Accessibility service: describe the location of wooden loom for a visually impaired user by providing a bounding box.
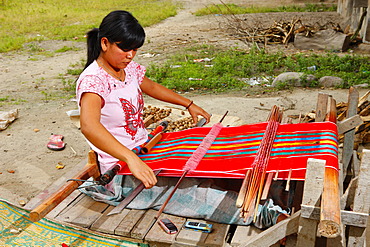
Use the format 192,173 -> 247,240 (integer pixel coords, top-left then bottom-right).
27,91 -> 369,246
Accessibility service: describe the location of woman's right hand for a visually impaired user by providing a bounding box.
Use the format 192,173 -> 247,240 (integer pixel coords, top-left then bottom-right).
125,154 -> 158,189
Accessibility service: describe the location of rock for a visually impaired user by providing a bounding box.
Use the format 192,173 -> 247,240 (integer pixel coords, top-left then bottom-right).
294,29 -> 351,52
272,72 -> 317,88
318,76 -> 344,88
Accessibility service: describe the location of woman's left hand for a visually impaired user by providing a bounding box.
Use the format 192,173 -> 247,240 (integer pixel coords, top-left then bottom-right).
187,103 -> 211,125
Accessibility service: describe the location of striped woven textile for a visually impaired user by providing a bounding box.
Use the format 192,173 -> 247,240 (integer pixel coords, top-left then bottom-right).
0,199 -> 141,247
118,122 -> 338,181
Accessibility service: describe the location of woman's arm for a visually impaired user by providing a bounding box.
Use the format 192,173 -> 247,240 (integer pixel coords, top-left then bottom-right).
79,92 -> 157,188
140,76 -> 211,124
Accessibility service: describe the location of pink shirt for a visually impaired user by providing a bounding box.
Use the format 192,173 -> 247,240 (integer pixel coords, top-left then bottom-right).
76,61 -> 148,173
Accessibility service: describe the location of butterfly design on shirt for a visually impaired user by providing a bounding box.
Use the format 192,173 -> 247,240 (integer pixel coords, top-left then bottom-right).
119,92 -> 144,140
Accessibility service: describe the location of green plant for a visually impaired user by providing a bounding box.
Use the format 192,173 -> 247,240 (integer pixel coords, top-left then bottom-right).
194,3 -> 337,16
146,46 -> 370,92
0,0 -> 178,52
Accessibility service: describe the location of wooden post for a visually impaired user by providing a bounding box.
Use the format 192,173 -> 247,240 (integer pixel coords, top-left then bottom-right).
347,149 -> 370,246
297,158 -> 326,246
29,150 -> 100,222
342,87 -> 359,178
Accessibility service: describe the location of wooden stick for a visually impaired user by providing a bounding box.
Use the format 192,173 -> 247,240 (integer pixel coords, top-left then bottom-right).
156,170 -> 188,219
285,168 -> 292,192
236,169 -> 251,207
261,172 -> 274,200
29,150 -> 100,222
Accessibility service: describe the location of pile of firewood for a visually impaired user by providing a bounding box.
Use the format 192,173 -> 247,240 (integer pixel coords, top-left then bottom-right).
288,91 -> 370,147
223,14 -> 343,46
337,92 -> 370,147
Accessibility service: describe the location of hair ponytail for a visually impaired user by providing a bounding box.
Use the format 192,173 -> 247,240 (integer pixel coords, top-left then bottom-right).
85,28 -> 101,69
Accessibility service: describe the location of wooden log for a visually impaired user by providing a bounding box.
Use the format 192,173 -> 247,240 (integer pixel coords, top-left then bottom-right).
318,97 -> 341,238
29,150 -> 100,222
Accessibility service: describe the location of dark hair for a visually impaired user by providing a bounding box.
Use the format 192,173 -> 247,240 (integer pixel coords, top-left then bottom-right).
84,10 -> 145,69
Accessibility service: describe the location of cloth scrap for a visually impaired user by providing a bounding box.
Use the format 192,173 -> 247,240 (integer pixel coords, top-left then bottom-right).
79,175 -> 288,228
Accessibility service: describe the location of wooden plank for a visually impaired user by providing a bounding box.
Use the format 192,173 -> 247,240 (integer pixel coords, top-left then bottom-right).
315,92 -> 329,122
301,205 -> 368,227
115,209 -> 146,237
175,219 -> 209,246
342,87 -> 359,177
230,225 -> 262,246
131,209 -> 158,240
203,222 -> 229,247
68,200 -> 109,228
46,190 -> 82,219
337,115 -> 363,134
348,149 -> 370,246
240,211 -> 300,247
296,158 -> 325,247
145,213 -> 185,245
90,206 -> 130,234
54,194 -> 96,223
352,150 -> 360,177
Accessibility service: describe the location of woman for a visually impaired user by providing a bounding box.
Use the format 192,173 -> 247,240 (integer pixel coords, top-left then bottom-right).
76,10 -> 211,190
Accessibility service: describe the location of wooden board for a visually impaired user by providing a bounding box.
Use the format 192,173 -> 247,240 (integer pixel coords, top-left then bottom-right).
145,213 -> 186,245
230,225 -> 262,246
90,206 -> 131,234
115,209 -> 146,237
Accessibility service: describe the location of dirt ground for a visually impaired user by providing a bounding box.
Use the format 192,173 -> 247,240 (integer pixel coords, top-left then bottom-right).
0,0 -> 368,206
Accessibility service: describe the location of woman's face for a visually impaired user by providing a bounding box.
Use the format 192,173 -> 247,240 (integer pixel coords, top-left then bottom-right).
101,37 -> 138,71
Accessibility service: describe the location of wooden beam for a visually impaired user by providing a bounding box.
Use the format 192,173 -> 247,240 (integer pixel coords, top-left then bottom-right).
337,115 -> 363,134
297,158 -> 325,246
348,149 -> 370,246
240,211 -> 300,247
342,87 -> 359,177
301,205 -> 368,228
315,92 -> 329,122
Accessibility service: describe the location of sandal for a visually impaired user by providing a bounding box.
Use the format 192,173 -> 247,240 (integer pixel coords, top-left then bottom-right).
47,134 -> 66,151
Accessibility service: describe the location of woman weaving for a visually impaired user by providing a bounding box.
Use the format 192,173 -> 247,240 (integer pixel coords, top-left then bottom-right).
76,10 -> 211,191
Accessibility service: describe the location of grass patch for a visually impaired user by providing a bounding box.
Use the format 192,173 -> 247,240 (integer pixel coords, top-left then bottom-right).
146,46 -> 370,92
0,0 -> 178,52
194,3 -> 337,16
